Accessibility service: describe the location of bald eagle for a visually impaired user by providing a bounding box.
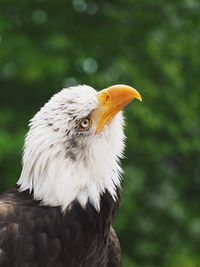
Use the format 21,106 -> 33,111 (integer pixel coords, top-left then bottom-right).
0,84 -> 142,267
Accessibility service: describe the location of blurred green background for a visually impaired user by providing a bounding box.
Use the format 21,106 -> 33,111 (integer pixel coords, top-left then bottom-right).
0,0 -> 200,266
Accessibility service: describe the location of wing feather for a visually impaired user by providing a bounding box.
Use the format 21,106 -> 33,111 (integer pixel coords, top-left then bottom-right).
107,227 -> 122,267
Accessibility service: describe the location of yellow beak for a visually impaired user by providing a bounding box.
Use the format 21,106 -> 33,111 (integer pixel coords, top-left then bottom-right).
94,84 -> 142,133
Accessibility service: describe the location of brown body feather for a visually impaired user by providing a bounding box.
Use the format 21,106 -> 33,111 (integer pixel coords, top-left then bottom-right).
0,187 -> 121,267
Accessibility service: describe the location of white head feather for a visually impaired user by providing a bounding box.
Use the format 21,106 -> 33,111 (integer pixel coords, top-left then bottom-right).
17,85 -> 125,211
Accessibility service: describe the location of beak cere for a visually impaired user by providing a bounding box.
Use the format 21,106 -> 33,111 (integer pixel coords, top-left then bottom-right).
94,84 -> 142,133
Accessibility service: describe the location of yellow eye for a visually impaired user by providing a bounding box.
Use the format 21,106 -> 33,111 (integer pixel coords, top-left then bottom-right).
79,117 -> 92,131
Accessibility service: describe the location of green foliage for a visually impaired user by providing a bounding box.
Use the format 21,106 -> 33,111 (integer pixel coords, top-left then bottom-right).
0,0 -> 200,266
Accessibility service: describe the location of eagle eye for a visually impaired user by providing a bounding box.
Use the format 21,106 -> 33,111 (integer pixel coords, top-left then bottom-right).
79,117 -> 92,131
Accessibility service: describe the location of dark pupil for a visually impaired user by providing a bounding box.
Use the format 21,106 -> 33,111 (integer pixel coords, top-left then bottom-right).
83,120 -> 88,126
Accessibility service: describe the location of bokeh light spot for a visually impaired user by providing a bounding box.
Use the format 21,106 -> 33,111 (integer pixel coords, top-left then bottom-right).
83,58 -> 98,74
3,62 -> 17,78
32,10 -> 48,24
72,0 -> 87,13
86,1 -> 98,15
63,77 -> 78,87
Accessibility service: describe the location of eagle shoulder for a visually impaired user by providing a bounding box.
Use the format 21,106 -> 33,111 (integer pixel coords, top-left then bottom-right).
0,187 -> 63,266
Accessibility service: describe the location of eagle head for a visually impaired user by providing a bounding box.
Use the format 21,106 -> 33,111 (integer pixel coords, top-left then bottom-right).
17,84 -> 142,211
